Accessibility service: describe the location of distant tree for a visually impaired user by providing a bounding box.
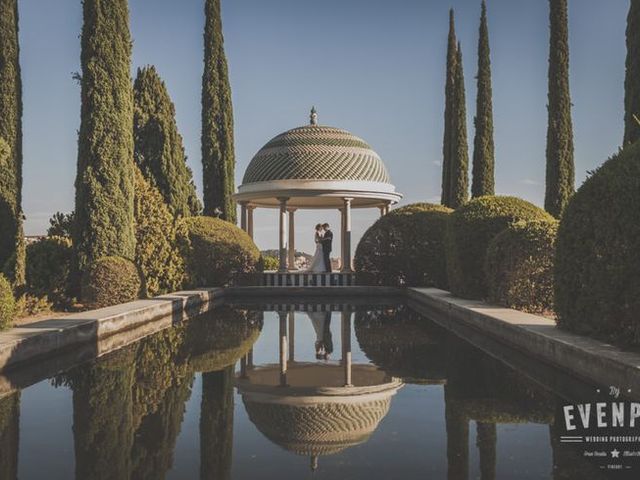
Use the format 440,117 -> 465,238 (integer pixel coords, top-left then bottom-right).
0,0 -> 25,281
544,0 -> 574,218
202,0 -> 236,223
449,44 -> 469,209
134,66 -> 201,217
441,9 -> 457,207
624,0 -> 640,145
47,211 -> 75,238
471,0 -> 495,198
73,0 -> 136,281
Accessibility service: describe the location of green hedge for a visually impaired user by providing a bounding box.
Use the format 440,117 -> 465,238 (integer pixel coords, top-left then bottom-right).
177,216 -> 260,287
446,196 -> 553,299
485,219 -> 558,314
555,142 -> 640,344
26,236 -> 73,308
0,274 -> 15,330
82,256 -> 141,309
134,169 -> 185,297
354,203 -> 452,287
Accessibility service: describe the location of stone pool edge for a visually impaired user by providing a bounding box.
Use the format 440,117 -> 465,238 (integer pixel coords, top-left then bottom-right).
0,288 -> 225,374
407,287 -> 640,394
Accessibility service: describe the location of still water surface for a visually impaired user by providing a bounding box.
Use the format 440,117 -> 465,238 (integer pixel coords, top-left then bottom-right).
0,302 -> 626,479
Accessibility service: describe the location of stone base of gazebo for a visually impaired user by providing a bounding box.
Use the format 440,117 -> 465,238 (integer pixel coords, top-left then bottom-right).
234,271 -> 356,287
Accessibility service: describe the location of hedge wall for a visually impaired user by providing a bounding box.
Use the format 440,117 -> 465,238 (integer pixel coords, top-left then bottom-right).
446,196 -> 553,299
485,219 -> 558,314
354,203 -> 452,287
555,142 -> 640,344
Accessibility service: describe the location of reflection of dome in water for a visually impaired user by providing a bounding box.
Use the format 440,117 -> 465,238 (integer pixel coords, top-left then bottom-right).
237,362 -> 402,466
243,396 -> 391,457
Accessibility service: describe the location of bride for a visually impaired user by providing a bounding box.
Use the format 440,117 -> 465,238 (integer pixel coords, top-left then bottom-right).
306,224 -> 327,272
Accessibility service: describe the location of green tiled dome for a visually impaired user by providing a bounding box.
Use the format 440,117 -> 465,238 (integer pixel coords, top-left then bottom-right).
242,125 -> 391,185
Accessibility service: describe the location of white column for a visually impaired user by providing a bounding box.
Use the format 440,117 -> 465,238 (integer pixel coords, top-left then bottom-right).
341,198 -> 353,273
278,198 -> 288,272
341,311 -> 353,387
339,207 -> 345,271
288,208 -> 297,270
240,202 -> 247,231
247,205 -> 255,240
278,311 -> 288,387
378,205 -> 385,217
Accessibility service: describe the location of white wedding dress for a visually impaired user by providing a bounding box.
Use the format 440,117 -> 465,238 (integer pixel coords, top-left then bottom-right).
306,231 -> 327,272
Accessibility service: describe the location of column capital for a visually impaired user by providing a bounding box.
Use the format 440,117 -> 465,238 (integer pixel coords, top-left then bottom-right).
247,204 -> 256,211
277,197 -> 289,204
286,206 -> 298,213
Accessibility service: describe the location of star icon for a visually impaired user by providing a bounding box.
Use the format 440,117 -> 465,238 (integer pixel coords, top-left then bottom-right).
611,449 -> 620,459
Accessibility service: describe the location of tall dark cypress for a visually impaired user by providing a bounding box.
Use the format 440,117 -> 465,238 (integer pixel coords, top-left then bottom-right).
544,0 -> 574,218
449,44 -> 470,209
0,0 -> 24,280
441,9 -> 457,207
74,0 -> 135,278
134,66 -> 201,217
202,0 -> 236,223
471,0 -> 495,198
624,0 -> 640,145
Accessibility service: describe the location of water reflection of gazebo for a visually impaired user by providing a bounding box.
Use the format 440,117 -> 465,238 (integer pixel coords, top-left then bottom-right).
236,311 -> 403,470
234,108 -> 402,283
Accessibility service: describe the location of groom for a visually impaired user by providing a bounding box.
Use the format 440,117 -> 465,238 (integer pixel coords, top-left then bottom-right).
321,223 -> 333,272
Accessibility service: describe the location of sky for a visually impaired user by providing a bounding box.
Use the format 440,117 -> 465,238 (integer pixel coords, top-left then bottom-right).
18,0 -> 629,254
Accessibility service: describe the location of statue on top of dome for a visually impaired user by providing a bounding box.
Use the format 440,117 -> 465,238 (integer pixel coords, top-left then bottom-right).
310,106 -> 318,126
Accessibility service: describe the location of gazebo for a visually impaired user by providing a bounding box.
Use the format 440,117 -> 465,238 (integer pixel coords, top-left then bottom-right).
234,108 -> 402,280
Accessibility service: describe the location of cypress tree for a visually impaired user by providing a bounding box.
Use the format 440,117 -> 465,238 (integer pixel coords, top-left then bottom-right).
544,0 -> 574,218
441,9 -> 457,207
73,0 -> 136,279
471,0 -> 495,198
134,66 -> 201,217
202,0 -> 236,223
624,0 -> 640,145
0,0 -> 24,280
449,44 -> 470,209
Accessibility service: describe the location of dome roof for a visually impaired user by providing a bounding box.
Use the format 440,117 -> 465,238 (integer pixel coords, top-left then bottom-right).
242,125 -> 391,185
234,109 -> 402,209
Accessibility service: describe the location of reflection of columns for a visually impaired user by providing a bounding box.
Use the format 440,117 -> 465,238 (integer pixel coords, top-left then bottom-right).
378,205 -> 385,217
288,311 -> 295,362
247,205 -> 255,240
278,312 -> 288,386
341,312 -> 352,387
287,208 -> 297,270
476,422 -> 496,480
278,198 -> 288,272
341,198 -> 353,272
240,202 -> 248,231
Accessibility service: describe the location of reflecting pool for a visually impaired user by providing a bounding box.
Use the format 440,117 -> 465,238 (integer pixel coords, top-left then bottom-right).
0,302 -> 633,479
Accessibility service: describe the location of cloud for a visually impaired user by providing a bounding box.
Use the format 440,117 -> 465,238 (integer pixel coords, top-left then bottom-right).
432,160 -> 442,167
520,178 -> 541,186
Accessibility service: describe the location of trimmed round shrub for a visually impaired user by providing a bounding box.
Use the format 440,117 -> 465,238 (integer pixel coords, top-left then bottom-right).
0,274 -> 16,329
555,142 -> 640,344
446,196 -> 553,299
177,216 -> 260,287
261,255 -> 279,271
485,219 -> 558,314
134,168 -> 185,297
354,203 -> 452,287
26,236 -> 73,307
82,256 -> 141,309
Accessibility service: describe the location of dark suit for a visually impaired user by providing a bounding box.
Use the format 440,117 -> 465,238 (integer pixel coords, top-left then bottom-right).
321,230 -> 333,272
